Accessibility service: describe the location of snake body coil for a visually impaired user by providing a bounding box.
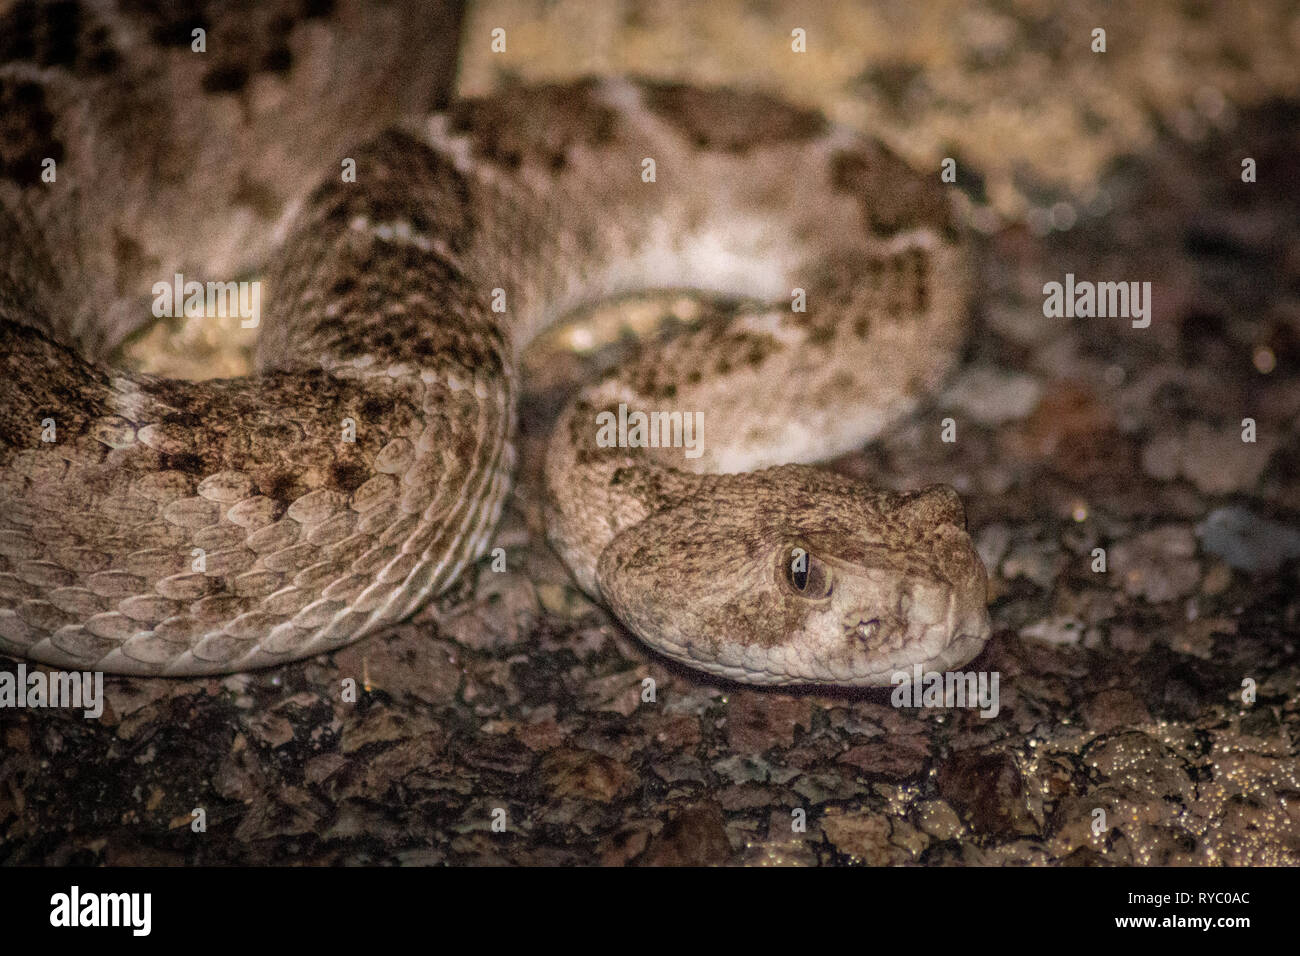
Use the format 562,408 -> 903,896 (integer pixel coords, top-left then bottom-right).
0,72 -> 990,684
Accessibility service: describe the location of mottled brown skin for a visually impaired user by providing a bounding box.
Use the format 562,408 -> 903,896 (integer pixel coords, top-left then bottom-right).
594,471 -> 988,685
0,7 -> 989,683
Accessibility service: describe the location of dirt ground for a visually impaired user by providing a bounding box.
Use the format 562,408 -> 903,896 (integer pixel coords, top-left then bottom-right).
2,0 -> 1298,865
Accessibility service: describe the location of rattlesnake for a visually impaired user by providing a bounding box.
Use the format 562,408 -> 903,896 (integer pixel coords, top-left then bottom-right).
0,9 -> 989,684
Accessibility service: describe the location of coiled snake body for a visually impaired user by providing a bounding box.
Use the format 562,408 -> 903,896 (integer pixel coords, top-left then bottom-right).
0,63 -> 990,684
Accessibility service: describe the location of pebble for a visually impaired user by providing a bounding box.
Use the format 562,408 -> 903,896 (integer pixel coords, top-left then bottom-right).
539,748 -> 634,803
725,692 -> 811,753
1142,423 -> 1277,494
819,808 -> 914,864
1022,615 -> 1087,646
1001,538 -> 1061,589
638,803 -> 731,866
1110,525 -> 1201,602
914,799 -> 964,840
1196,506 -> 1300,573
937,750 -> 1039,837
945,366 -> 1043,425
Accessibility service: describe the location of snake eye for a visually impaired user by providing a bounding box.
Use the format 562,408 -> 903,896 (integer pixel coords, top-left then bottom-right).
783,546 -> 832,599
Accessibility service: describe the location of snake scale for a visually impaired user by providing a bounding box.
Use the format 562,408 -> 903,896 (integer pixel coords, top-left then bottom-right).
0,2 -> 990,685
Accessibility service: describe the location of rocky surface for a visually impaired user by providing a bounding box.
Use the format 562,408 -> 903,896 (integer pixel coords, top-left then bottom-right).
3,1 -> 1298,866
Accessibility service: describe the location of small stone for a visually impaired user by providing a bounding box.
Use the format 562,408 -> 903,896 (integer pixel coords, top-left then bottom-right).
598,824 -> 654,867
1111,525 -> 1201,603
332,630 -> 462,706
1140,432 -> 1182,482
1001,538 -> 1061,589
340,707 -> 423,753
946,366 -> 1043,425
579,668 -> 646,716
247,711 -> 295,749
724,692 -> 811,753
1179,422 -> 1276,494
764,807 -> 807,842
1022,614 -> 1087,646
438,574 -> 540,650
712,753 -> 773,784
1083,731 -> 1195,806
739,837 -> 820,866
819,807 -> 918,864
648,714 -> 702,750
1201,560 -> 1234,595
1168,616 -> 1225,659
1081,689 -> 1153,734
539,748 -> 634,803
914,799 -> 964,840
304,753 -> 347,786
1196,506 -> 1300,573
837,735 -> 931,779
937,750 -> 1038,836
1108,624 -> 1153,654
716,784 -> 778,812
638,802 -> 732,866
651,755 -> 708,785
791,771 -> 858,803
513,717 -> 565,752
535,582 -> 588,617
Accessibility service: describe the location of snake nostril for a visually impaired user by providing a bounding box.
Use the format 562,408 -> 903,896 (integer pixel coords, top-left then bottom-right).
855,618 -> 881,643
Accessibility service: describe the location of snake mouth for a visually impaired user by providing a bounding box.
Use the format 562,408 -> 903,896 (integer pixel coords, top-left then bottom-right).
932,630 -> 988,670
649,610 -> 992,686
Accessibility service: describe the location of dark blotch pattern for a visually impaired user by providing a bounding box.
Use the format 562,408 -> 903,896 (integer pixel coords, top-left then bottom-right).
0,0 -> 120,74
0,78 -> 64,186
641,82 -> 826,152
832,146 -> 957,240
448,80 -> 619,172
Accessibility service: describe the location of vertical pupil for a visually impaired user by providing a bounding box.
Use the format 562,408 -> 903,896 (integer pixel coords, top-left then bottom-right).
792,561 -> 809,590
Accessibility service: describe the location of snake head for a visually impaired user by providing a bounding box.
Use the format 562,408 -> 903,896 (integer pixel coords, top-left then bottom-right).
596,467 -> 991,686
